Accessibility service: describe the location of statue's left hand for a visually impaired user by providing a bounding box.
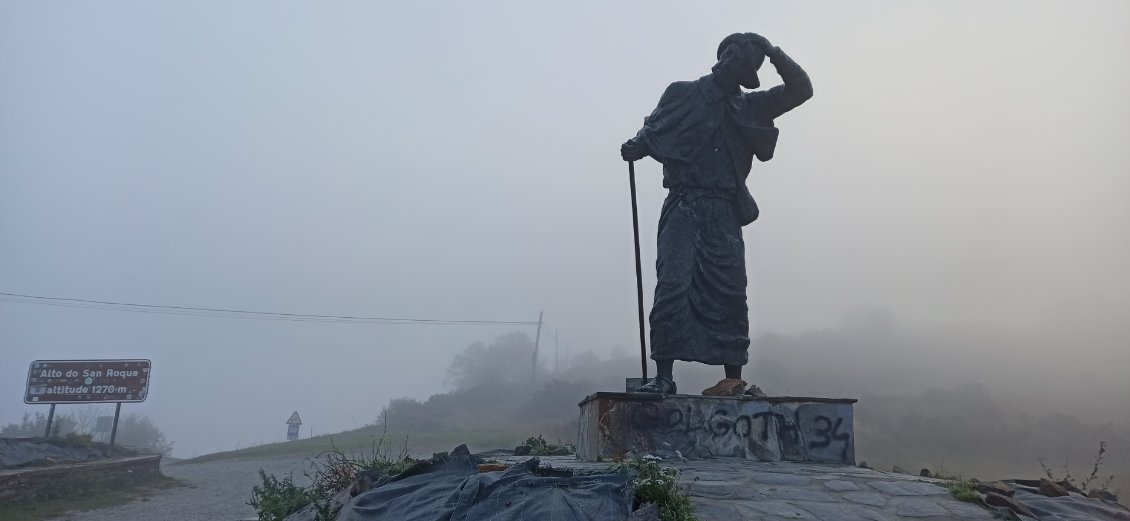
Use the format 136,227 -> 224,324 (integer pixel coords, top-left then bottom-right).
747,33 -> 781,61
621,139 -> 649,161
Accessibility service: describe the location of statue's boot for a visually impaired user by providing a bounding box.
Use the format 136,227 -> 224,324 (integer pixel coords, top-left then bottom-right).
635,375 -> 677,394
743,384 -> 768,398
702,378 -> 747,396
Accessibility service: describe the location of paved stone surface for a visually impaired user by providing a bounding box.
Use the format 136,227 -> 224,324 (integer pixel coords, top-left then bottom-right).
842,491 -> 889,507
753,472 -> 815,486
488,455 -> 1002,521
649,457 -> 992,521
762,487 -> 841,502
942,501 -> 997,518
825,479 -> 864,492
869,480 -> 951,496
893,497 -> 952,517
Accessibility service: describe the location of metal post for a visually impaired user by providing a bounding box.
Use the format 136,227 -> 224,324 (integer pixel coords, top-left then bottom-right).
532,311 -> 543,382
109,403 -> 122,455
44,404 -> 56,438
628,161 -> 648,381
554,329 -> 559,374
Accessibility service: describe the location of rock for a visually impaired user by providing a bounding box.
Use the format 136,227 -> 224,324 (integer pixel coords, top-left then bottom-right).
1088,489 -> 1119,502
1039,478 -> 1070,497
627,503 -> 661,521
701,378 -> 747,396
350,473 -> 373,496
984,491 -> 1035,518
919,468 -> 932,477
975,481 -> 1015,497
478,463 -> 508,473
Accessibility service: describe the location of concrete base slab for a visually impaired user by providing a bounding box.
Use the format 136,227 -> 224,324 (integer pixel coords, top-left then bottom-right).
577,392 -> 856,464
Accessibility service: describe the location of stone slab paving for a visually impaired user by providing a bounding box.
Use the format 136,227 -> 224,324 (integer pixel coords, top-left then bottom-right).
518,456 -> 999,521
675,460 -> 996,521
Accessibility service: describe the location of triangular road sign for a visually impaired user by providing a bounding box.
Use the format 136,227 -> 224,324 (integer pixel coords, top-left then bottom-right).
286,411 -> 302,425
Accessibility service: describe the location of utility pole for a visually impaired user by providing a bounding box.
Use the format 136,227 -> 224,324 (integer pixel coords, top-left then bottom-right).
554,328 -> 559,375
532,310 -> 543,383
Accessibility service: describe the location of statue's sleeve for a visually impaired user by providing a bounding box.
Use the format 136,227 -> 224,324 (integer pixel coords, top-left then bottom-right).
749,47 -> 813,121
633,81 -> 696,164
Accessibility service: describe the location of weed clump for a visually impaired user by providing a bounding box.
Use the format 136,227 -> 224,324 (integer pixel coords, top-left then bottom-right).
611,457 -> 696,521
518,434 -> 576,456
1038,440 -> 1117,495
942,480 -> 979,503
248,470 -> 309,521
248,437 -> 414,521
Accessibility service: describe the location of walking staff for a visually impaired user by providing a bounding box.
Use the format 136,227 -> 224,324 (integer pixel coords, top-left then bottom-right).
627,160 -> 648,382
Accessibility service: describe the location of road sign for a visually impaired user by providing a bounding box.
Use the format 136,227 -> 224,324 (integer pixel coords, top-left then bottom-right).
287,423 -> 300,441
95,416 -> 115,433
24,359 -> 151,404
286,411 -> 302,425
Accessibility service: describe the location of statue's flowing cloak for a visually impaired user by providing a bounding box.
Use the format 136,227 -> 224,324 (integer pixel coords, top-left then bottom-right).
632,52 -> 811,366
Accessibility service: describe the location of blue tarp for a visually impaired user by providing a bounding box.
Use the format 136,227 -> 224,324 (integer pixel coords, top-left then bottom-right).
338,445 -> 632,521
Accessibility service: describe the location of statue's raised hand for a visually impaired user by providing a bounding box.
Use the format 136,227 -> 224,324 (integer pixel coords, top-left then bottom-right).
747,33 -> 772,53
621,139 -> 649,161
747,33 -> 782,61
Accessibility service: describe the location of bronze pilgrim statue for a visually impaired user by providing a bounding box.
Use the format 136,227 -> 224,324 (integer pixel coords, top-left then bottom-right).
620,33 -> 812,396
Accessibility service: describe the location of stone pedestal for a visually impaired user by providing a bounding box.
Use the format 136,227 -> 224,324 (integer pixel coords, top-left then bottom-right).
577,392 -> 856,464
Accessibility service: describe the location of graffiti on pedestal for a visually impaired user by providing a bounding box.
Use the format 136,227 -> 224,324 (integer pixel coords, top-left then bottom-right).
616,398 -> 854,464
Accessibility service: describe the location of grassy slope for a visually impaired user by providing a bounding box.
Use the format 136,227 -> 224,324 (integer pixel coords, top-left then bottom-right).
182,426 -> 528,463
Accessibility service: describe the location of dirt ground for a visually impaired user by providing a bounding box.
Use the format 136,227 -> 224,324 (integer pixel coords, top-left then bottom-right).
57,454 -> 313,521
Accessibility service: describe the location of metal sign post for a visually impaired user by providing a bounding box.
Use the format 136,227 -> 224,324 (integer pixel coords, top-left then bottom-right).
109,403 -> 122,454
44,404 -> 56,438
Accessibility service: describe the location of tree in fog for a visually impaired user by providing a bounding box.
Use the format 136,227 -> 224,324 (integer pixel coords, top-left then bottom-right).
114,413 -> 174,455
1,411 -> 76,438
446,331 -> 544,390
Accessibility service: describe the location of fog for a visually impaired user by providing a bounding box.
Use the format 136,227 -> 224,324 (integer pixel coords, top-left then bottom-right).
1,0 -> 1127,482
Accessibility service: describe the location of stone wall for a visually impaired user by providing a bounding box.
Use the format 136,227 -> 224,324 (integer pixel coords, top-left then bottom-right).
0,454 -> 162,501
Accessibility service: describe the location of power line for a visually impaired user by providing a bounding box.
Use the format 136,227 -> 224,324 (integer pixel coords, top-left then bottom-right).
0,291 -> 539,326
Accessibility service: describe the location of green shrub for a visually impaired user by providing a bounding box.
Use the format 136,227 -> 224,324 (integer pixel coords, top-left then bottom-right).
63,432 -> 93,447
248,469 -> 310,521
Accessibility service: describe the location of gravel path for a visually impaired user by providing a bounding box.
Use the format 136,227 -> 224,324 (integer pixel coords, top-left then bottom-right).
59,455 -> 314,521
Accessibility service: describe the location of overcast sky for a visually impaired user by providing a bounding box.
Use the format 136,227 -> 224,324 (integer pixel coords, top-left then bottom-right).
2,1 -> 1128,457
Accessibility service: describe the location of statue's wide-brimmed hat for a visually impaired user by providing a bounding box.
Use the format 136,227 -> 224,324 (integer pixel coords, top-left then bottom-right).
717,32 -> 766,69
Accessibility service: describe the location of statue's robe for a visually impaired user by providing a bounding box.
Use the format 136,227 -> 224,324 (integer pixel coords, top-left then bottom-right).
633,50 -> 811,366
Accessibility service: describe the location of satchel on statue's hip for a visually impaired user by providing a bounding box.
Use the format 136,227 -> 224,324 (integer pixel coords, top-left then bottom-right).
735,186 -> 760,225
734,125 -> 778,225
